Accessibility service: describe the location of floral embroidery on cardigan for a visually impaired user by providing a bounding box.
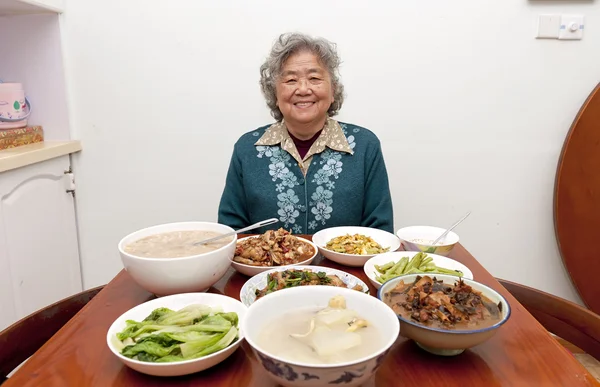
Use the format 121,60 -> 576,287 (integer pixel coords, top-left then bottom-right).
255,121 -> 356,233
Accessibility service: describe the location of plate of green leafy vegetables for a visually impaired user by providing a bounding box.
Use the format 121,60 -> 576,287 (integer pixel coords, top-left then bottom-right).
239,265 -> 370,307
106,292 -> 247,376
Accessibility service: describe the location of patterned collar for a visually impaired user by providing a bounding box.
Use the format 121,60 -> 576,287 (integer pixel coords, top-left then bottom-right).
254,118 -> 354,169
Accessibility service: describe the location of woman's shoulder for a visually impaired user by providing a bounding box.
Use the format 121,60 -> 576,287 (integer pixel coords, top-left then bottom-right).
233,123 -> 273,146
336,121 -> 381,144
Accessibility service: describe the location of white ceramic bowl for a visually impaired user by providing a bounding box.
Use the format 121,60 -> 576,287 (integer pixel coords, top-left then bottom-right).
106,292 -> 247,376
118,222 -> 236,296
364,251 -> 474,290
239,265 -> 370,306
312,226 -> 401,267
396,226 -> 459,257
242,286 -> 399,387
231,236 -> 318,277
378,274 -> 511,356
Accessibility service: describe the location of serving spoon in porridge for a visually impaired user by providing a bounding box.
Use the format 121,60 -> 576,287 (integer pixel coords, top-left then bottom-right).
193,218 -> 279,246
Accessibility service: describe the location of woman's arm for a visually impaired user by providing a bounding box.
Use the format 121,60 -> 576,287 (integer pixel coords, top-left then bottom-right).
218,143 -> 250,229
361,138 -> 394,233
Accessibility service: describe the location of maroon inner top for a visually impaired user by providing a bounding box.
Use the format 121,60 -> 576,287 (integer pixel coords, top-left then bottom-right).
288,130 -> 323,159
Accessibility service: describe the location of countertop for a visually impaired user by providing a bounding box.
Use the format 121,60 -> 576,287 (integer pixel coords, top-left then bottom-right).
0,141 -> 82,173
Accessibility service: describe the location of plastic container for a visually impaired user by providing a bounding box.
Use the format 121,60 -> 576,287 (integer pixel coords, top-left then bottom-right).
0,83 -> 31,129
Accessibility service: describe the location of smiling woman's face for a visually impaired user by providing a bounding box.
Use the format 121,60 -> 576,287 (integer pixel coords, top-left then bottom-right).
275,51 -> 334,130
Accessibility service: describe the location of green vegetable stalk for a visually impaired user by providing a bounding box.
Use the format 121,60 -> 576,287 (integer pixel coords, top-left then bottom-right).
374,252 -> 465,283
116,305 -> 239,363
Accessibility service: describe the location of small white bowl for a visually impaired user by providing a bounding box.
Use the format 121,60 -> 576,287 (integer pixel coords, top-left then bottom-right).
241,286 -> 400,387
239,265 -> 370,306
118,222 -> 236,296
364,251 -> 474,290
231,236 -> 318,277
378,274 -> 511,356
106,292 -> 247,376
396,226 -> 459,257
312,226 -> 401,267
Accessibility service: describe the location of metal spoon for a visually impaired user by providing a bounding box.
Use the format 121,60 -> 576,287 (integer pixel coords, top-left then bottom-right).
430,211 -> 471,246
193,218 -> 279,245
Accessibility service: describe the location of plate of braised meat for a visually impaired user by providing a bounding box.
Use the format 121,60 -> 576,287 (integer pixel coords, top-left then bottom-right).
231,228 -> 318,276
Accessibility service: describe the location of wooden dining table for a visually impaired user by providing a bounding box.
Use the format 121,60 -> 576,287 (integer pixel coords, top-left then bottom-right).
5,236 -> 599,386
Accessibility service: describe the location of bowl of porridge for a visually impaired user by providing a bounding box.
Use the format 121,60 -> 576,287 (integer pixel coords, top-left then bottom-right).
118,222 -> 236,296
395,226 -> 459,257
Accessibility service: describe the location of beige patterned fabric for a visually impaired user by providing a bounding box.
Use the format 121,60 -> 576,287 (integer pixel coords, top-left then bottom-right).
254,118 -> 354,175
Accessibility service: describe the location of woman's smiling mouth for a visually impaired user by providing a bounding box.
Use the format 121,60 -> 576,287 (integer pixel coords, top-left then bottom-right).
294,101 -> 316,108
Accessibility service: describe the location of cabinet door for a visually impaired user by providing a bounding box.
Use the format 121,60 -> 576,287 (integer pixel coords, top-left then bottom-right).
0,155 -> 82,330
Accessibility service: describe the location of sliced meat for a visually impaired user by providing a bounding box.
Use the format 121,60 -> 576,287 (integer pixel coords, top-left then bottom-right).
326,275 -> 345,287
428,292 -> 451,306
413,275 -> 433,290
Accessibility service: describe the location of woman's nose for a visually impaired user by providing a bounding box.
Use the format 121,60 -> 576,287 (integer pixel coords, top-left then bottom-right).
296,79 -> 312,94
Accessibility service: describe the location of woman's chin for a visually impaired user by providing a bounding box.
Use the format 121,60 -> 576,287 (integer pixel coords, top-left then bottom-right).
287,112 -> 326,125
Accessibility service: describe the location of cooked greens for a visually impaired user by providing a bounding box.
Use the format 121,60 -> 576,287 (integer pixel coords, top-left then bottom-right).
255,269 -> 365,300
374,252 -> 464,283
114,304 -> 239,363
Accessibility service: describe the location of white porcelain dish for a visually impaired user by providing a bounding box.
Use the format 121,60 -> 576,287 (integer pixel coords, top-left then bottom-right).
241,286 -> 399,387
231,236 -> 318,277
396,225 -> 459,257
239,265 -> 370,307
312,226 -> 401,267
118,222 -> 236,296
106,292 -> 247,376
364,251 -> 473,290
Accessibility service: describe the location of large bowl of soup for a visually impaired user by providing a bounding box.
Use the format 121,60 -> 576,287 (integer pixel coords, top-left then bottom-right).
378,274 -> 511,356
241,286 -> 399,387
118,222 -> 236,296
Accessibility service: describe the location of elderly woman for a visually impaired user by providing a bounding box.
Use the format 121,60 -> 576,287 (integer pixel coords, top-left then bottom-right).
218,32 -> 393,233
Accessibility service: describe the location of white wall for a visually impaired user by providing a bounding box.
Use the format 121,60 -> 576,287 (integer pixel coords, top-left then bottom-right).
61,0 -> 599,303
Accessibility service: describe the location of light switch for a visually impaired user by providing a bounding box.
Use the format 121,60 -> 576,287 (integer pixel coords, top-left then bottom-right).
536,14 -> 561,39
559,15 -> 584,40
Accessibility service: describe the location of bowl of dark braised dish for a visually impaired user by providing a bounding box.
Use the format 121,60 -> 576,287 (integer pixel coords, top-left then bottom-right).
378,274 -> 511,356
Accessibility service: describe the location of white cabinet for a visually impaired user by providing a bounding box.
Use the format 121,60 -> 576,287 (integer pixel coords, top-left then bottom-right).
0,0 -> 64,16
0,0 -> 82,331
0,155 -> 82,330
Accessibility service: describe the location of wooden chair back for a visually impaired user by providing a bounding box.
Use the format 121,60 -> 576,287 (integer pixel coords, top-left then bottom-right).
498,278 -> 600,360
0,286 -> 104,380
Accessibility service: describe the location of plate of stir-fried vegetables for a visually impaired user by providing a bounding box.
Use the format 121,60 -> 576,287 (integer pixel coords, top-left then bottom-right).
312,226 -> 401,267
106,292 -> 247,376
325,234 -> 390,255
239,266 -> 369,306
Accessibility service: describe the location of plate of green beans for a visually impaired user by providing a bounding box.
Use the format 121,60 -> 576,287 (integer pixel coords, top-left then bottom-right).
363,251 -> 474,290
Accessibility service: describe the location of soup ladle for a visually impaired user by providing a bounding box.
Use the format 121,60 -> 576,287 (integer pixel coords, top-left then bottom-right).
193,218 -> 279,246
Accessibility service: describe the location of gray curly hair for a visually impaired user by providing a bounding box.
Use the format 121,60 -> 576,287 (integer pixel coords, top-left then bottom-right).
259,32 -> 345,122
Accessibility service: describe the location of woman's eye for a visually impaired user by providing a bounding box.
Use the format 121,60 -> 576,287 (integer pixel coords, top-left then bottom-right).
285,79 -> 296,84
